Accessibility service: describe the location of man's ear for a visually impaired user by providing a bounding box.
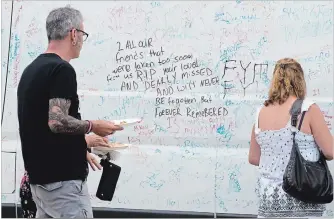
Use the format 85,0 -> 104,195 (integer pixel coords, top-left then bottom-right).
70,29 -> 77,45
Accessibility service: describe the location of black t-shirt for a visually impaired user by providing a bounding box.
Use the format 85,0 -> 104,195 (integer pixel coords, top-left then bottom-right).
17,53 -> 88,185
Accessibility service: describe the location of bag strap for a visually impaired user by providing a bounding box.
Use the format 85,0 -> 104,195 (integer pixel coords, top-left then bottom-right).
298,111 -> 306,130
289,99 -> 304,128
289,99 -> 304,156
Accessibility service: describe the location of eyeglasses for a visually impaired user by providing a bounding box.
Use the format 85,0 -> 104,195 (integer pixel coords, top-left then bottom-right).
69,28 -> 89,42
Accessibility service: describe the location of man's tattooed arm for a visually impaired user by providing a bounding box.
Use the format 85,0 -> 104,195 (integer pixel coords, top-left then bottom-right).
48,98 -> 89,134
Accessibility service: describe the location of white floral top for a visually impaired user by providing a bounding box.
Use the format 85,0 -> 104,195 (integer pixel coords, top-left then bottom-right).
254,99 -> 325,218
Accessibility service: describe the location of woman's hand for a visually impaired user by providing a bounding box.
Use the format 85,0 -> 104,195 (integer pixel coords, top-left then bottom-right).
85,134 -> 109,148
86,152 -> 102,171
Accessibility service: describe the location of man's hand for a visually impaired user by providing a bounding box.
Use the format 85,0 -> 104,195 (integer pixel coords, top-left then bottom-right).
91,120 -> 124,137
85,134 -> 109,148
87,152 -> 102,171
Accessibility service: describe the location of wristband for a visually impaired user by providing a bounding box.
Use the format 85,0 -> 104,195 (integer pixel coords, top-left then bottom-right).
86,120 -> 92,134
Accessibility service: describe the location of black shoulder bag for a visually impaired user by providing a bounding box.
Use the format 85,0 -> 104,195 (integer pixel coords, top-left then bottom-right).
282,99 -> 333,204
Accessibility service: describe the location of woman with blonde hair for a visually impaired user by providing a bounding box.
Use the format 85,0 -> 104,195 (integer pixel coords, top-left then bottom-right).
248,58 -> 333,217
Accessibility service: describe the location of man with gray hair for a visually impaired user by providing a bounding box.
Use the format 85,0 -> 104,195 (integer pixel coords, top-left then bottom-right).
17,6 -> 123,218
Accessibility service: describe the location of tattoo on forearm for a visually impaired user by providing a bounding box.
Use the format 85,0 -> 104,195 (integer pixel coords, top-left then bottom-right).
48,98 -> 89,134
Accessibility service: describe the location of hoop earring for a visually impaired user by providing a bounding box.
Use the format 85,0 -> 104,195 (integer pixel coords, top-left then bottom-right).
72,41 -> 77,46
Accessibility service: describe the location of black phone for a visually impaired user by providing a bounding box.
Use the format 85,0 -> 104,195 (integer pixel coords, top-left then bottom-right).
96,159 -> 121,201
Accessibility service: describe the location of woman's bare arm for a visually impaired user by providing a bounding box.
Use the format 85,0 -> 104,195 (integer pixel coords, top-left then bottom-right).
309,104 -> 333,160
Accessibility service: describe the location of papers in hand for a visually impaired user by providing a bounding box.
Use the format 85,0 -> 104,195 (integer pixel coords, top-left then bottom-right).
90,143 -> 130,161
113,118 -> 142,127
92,149 -> 121,161
96,142 -> 130,151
